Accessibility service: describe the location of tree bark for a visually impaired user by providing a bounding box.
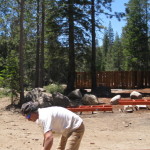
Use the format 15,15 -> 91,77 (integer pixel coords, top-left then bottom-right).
18,0 -> 25,105
65,0 -> 75,94
35,0 -> 40,88
91,0 -> 97,92
39,0 -> 45,87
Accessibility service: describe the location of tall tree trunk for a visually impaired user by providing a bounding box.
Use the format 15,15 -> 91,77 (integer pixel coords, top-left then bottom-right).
39,0 -> 45,87
145,0 -> 149,70
18,0 -> 25,105
91,0 -> 97,92
65,0 -> 75,94
35,0 -> 40,88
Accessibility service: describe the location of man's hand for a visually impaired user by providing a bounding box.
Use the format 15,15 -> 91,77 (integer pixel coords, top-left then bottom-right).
43,130 -> 53,150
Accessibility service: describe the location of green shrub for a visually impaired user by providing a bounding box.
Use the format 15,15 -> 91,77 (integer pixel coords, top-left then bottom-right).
44,83 -> 65,94
0,88 -> 11,98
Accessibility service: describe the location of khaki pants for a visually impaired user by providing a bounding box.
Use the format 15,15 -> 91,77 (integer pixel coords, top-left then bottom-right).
57,123 -> 85,150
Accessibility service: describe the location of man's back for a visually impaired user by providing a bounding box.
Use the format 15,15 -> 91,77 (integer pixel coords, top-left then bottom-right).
38,106 -> 83,135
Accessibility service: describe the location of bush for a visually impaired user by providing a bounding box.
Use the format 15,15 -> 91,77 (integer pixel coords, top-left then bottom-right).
44,83 -> 65,94
0,88 -> 11,98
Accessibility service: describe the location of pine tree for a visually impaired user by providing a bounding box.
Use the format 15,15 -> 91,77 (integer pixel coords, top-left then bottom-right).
122,0 -> 149,70
112,33 -> 123,71
18,0 -> 25,105
102,21 -> 114,71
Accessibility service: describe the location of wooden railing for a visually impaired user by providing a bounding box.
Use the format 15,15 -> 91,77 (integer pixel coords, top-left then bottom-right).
75,71 -> 150,89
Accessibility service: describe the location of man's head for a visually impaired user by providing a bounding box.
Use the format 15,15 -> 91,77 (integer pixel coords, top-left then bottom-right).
21,101 -> 39,121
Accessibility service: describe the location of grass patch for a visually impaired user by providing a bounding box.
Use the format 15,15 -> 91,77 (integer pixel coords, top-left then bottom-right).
44,83 -> 65,94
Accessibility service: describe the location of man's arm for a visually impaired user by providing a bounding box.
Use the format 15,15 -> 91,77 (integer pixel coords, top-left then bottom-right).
42,130 -> 53,150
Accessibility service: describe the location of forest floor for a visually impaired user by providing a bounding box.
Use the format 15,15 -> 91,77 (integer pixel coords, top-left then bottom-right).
0,88 -> 150,150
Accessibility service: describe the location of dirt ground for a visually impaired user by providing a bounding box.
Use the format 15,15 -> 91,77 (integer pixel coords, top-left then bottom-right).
0,88 -> 150,150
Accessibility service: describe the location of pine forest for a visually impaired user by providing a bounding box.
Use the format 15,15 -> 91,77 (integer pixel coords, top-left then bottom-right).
0,0 -> 149,104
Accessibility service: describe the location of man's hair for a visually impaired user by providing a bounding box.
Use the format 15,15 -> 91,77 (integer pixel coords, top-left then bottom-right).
21,101 -> 38,114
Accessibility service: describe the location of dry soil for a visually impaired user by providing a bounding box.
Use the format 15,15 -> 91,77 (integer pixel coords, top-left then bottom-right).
0,88 -> 150,150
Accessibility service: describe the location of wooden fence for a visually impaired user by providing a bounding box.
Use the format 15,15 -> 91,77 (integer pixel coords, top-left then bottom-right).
75,71 -> 150,89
